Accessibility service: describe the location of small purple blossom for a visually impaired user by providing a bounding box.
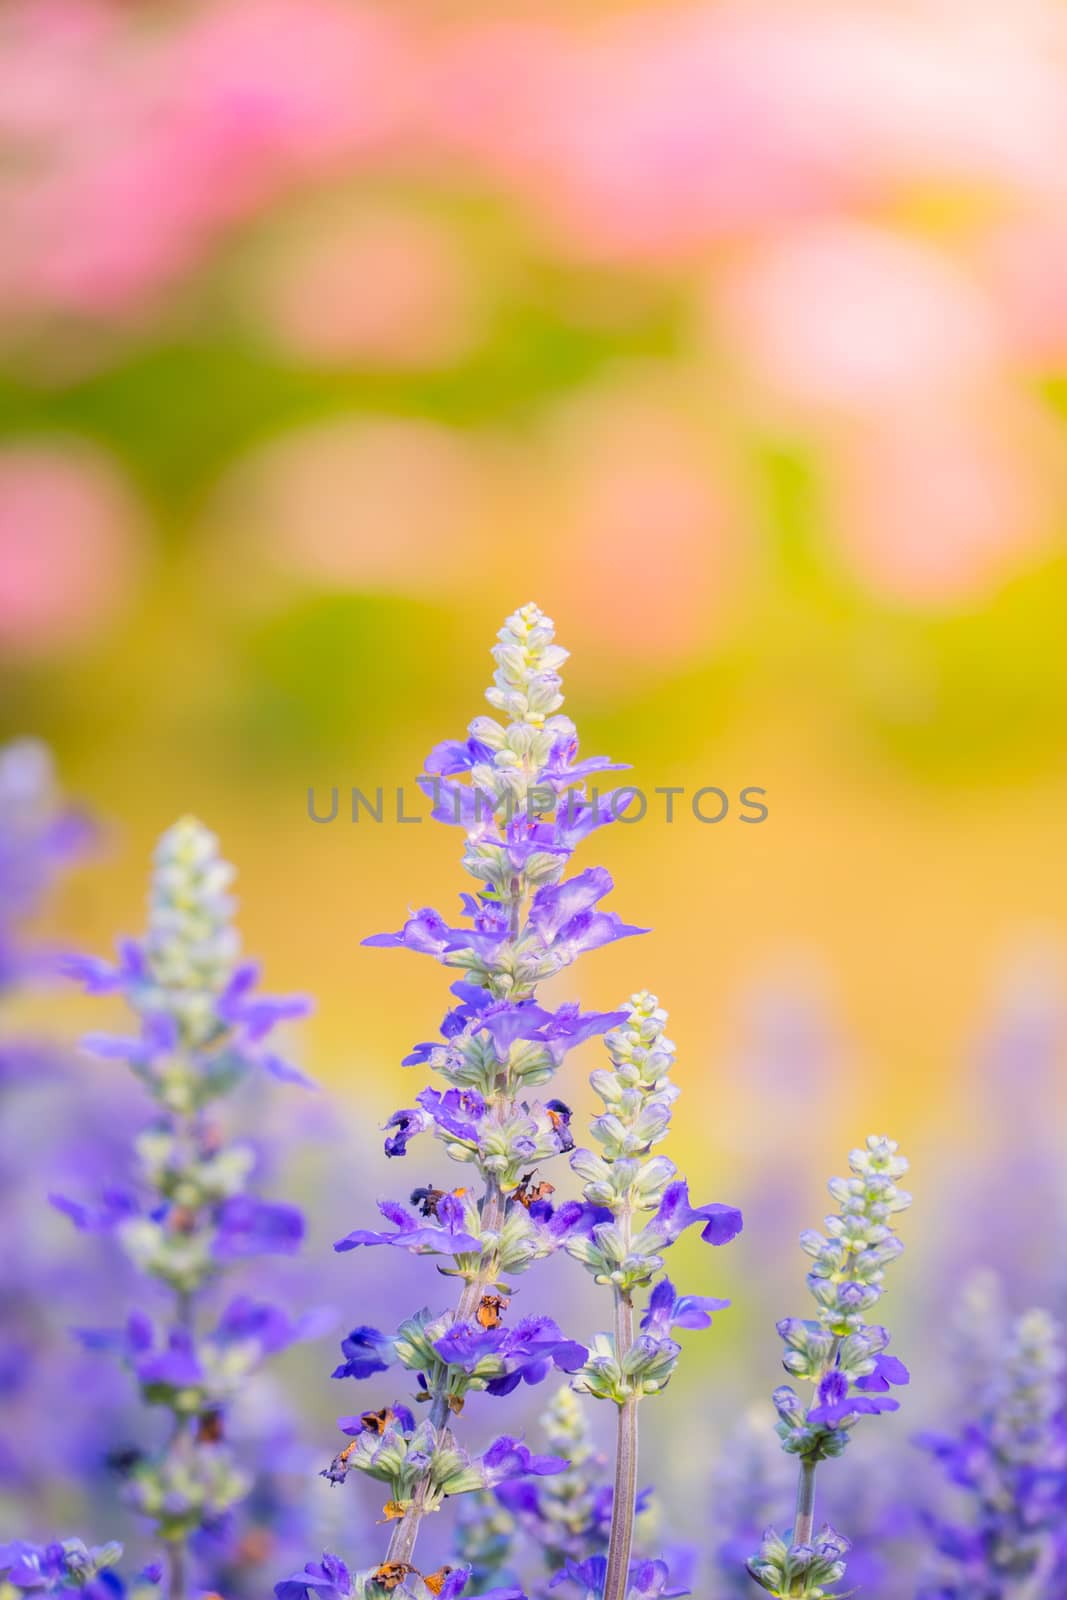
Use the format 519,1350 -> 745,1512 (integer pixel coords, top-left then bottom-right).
640,1279 -> 730,1337
333,1195 -> 481,1257
332,1326 -> 394,1381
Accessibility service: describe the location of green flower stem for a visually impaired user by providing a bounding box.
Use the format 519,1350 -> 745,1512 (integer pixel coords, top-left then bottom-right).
792,1457 -> 818,1549
383,1182 -> 508,1568
604,1208 -> 638,1600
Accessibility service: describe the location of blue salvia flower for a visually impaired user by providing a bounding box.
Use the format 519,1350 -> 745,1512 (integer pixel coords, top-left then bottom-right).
296,604 -> 651,1599
564,993 -> 743,1600
0,1538 -> 160,1598
56,817 -> 315,1600
746,1136 -> 911,1598
916,1301 -> 1067,1596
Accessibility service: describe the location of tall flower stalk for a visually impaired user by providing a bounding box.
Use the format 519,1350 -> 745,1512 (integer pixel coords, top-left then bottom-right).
283,604 -> 657,1600
562,993 -> 742,1600
746,1136 -> 911,1598
57,817 -> 315,1600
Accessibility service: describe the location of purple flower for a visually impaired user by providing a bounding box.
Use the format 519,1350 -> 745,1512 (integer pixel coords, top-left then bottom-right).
527,869 -> 647,964
61,938 -> 144,996
855,1351 -> 910,1392
433,1322 -> 507,1369
541,732 -> 628,790
81,1010 -> 178,1067
415,1087 -> 487,1146
477,1001 -> 554,1057
424,736 -> 497,776
214,1196 -> 304,1259
363,907 -> 506,963
218,961 -> 312,1041
275,1553 -> 353,1600
48,1188 -> 140,1234
215,1297 -> 322,1356
332,1326 -> 393,1381
533,1003 -> 629,1064
383,1107 -> 432,1158
333,1195 -> 481,1257
640,1279 -> 730,1337
135,1327 -> 204,1391
433,1316 -> 587,1394
645,1181 -> 744,1247
807,1368 -> 901,1427
480,1436 -> 569,1485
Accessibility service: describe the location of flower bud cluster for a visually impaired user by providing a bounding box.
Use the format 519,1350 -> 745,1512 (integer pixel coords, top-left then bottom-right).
566,994 -> 741,1404
745,1526 -> 850,1599
799,1136 -> 910,1338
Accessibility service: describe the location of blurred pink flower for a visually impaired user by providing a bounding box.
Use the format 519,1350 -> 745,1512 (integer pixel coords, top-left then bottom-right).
252,205 -> 481,370
211,417 -> 485,594
714,223 -> 1002,416
827,399 -> 1059,606
0,0 -> 411,319
424,3 -> 1067,262
982,216 -> 1067,368
0,440 -> 144,656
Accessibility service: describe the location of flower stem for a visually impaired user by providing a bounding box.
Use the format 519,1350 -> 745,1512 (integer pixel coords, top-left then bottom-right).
384,869 -> 527,1571
792,1457 -> 818,1548
166,1538 -> 186,1600
384,1178 -> 507,1567
603,1202 -> 638,1600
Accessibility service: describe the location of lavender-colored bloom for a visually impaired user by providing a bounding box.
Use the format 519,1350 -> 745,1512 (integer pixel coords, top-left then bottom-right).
481,1437 -> 570,1486
430,1315 -> 588,1395
214,1196 -> 305,1258
639,1280 -> 729,1337
383,1108 -> 432,1158
275,1553 -> 354,1600
643,1183 -> 743,1249
334,1194 -> 481,1256
332,1326 -> 394,1381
